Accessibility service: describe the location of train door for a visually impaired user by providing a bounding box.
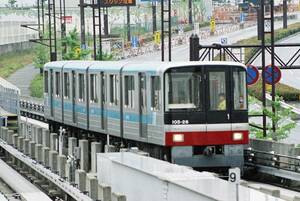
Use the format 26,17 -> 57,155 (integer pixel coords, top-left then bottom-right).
50,69 -> 54,118
101,72 -> 107,131
72,70 -> 77,124
139,73 -> 147,138
205,67 -> 231,127
230,67 -> 248,124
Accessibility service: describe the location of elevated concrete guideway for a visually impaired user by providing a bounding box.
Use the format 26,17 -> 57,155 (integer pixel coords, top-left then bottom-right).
0,159 -> 51,201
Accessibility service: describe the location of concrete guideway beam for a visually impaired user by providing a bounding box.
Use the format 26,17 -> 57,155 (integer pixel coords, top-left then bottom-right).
0,158 -> 52,201
0,139 -> 93,201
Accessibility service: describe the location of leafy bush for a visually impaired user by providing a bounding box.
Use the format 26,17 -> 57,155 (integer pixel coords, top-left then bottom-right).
249,96 -> 296,141
30,74 -> 43,98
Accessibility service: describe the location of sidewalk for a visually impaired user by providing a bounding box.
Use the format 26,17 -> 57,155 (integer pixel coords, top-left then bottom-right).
6,63 -> 39,97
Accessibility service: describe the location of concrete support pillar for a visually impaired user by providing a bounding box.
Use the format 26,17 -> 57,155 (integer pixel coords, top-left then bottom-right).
31,125 -> 37,142
42,129 -> 50,148
49,151 -> 58,173
36,127 -> 43,144
23,139 -> 30,155
112,192 -> 126,201
0,127 -> 3,139
29,141 -> 36,159
91,142 -> 102,173
57,155 -> 67,178
98,183 -> 111,201
42,147 -> 50,167
17,136 -> 24,152
1,127 -> 8,141
68,137 -> 77,156
86,174 -> 98,200
65,162 -> 75,183
35,144 -> 43,163
79,139 -> 89,172
7,130 -> 14,145
19,122 -> 25,136
50,133 -> 58,151
12,134 -> 18,148
75,169 -> 86,192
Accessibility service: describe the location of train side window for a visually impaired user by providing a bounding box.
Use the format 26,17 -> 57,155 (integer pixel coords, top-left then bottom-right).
55,72 -> 60,97
209,71 -> 226,111
109,74 -> 118,105
64,72 -> 70,99
90,74 -> 98,103
101,73 -> 106,103
151,76 -> 160,111
44,71 -> 48,93
124,75 -> 135,108
78,73 -> 85,102
233,68 -> 247,110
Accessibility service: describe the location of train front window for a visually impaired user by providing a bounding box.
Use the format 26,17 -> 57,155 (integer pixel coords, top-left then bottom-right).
165,69 -> 201,111
233,68 -> 247,110
209,71 -> 226,111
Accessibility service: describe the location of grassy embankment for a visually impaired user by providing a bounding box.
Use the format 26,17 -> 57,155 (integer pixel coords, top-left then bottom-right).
0,49 -> 34,78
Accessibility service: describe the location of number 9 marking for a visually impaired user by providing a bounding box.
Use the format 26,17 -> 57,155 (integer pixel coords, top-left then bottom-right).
229,172 -> 236,183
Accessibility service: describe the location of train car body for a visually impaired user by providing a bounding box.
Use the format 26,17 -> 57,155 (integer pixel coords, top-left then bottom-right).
44,61 -> 249,169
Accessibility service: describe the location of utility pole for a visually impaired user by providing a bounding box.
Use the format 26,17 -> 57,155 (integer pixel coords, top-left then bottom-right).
283,0 -> 287,29
80,0 -> 86,49
60,0 -> 66,56
260,0 -> 266,137
152,1 -> 157,34
127,6 -> 131,42
188,0 -> 192,25
104,8 -> 109,36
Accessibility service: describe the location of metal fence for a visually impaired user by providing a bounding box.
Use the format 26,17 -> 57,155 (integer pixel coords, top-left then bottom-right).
0,77 -> 20,114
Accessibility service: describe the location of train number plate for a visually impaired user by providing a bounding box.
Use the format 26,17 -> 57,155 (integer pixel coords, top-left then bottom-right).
171,120 -> 189,125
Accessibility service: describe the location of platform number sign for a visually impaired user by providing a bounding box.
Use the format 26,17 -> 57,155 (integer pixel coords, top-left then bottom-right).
228,168 -> 241,184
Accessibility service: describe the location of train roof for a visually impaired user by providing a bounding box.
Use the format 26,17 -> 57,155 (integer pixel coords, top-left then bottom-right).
44,61 -> 246,73
122,61 -> 246,74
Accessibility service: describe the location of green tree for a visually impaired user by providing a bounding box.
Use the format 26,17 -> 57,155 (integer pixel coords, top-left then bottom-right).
96,51 -> 114,61
8,0 -> 17,8
33,44 -> 49,74
62,28 -> 90,60
250,96 -> 296,141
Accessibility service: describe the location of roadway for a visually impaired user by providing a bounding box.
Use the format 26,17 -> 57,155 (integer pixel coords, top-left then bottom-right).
125,13 -> 300,62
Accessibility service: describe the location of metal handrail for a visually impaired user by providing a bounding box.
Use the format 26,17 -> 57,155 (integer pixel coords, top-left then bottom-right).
244,148 -> 300,173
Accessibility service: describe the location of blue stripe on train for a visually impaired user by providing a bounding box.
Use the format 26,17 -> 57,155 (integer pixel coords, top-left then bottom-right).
52,100 -> 153,124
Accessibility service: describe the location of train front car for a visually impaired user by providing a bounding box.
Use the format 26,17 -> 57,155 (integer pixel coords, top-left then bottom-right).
164,62 -> 249,170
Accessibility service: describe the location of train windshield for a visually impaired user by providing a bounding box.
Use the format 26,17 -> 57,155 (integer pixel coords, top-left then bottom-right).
165,68 -> 201,111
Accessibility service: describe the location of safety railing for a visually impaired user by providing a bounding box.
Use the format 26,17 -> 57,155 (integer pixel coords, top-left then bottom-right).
19,99 -> 45,122
244,148 -> 300,173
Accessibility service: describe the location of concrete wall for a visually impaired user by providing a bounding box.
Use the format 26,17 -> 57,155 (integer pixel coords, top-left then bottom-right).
0,41 -> 34,55
249,139 -> 297,156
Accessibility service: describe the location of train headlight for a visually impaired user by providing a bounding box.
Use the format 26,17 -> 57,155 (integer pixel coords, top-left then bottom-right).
173,134 -> 184,142
233,132 -> 243,141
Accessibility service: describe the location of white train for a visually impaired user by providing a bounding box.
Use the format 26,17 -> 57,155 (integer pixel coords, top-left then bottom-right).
44,61 -> 249,169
